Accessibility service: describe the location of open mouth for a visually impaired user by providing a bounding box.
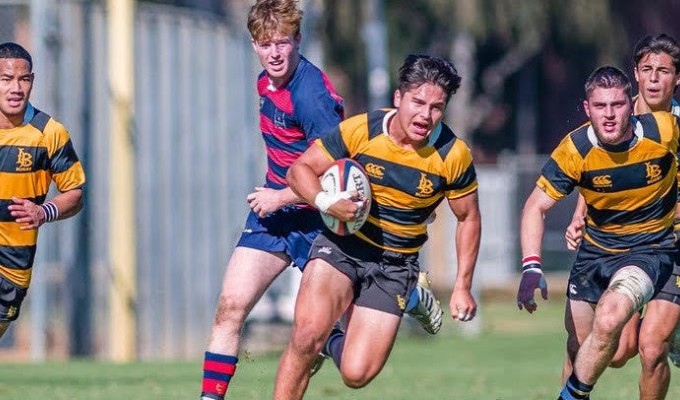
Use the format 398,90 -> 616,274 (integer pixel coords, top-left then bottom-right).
412,121 -> 429,135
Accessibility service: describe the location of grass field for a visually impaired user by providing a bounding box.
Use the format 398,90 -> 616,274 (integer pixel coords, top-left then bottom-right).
0,297 -> 679,399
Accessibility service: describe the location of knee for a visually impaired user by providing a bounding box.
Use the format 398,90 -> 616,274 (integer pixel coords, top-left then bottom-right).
609,338 -> 638,368
592,307 -> 627,340
339,359 -> 381,389
638,338 -> 667,369
213,293 -> 247,326
609,350 -> 635,368
340,370 -> 376,389
288,325 -> 326,357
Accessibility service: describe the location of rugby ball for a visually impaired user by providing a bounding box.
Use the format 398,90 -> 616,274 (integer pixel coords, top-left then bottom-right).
319,158 -> 372,236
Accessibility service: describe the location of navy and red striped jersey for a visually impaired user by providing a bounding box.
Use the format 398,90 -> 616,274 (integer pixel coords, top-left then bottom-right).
257,56 -> 344,193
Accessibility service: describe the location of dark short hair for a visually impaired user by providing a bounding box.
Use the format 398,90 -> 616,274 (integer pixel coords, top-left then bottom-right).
397,54 -> 462,103
633,33 -> 680,73
584,66 -> 632,99
0,42 -> 32,71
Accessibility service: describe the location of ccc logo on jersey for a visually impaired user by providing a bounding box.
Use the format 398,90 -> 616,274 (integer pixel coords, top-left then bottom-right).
415,173 -> 434,197
16,148 -> 33,172
364,163 -> 384,179
592,175 -> 612,189
645,161 -> 662,184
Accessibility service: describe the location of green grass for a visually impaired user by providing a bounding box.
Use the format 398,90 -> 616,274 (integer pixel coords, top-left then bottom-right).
0,298 -> 678,399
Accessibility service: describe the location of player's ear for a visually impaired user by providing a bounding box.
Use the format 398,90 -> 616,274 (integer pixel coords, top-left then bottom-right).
393,89 -> 402,108
583,100 -> 591,119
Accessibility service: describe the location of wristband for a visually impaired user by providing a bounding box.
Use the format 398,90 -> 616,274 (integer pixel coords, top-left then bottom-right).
40,201 -> 59,223
521,254 -> 542,273
314,191 -> 352,213
314,192 -> 335,213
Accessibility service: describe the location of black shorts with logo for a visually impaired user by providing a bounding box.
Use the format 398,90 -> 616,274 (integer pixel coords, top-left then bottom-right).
654,263 -> 680,305
567,242 -> 674,305
0,275 -> 28,322
309,232 -> 420,316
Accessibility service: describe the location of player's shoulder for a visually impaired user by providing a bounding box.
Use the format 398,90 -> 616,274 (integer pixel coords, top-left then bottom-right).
430,123 -> 471,161
636,111 -> 679,142
290,57 -> 330,92
26,107 -> 66,135
557,122 -> 592,159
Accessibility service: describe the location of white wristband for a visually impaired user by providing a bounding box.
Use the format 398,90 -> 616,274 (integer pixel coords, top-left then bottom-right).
314,191 -> 352,213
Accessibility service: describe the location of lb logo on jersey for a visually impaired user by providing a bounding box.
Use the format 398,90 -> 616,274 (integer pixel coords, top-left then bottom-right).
645,161 -> 662,184
364,163 -> 385,179
675,275 -> 680,289
6,305 -> 17,319
415,173 -> 434,197
16,148 -> 33,172
592,175 -> 612,189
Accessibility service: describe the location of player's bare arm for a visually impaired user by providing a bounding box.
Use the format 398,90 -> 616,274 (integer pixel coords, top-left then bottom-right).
447,191 -> 481,322
286,143 -> 358,221
565,193 -> 587,250
8,188 -> 83,230
246,186 -> 300,217
517,187 -> 555,313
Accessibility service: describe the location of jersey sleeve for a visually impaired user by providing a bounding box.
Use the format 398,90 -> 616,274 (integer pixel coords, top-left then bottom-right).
316,113 -> 368,161
295,80 -> 344,144
536,136 -> 580,200
443,139 -> 478,199
44,120 -> 86,192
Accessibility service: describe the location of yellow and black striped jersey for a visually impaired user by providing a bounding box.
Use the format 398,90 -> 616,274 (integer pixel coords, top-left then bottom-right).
317,109 -> 478,254
538,111 -> 679,253
0,108 -> 86,288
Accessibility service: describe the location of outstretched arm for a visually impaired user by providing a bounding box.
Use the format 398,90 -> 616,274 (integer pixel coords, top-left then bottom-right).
447,191 -> 481,322
517,187 -> 557,313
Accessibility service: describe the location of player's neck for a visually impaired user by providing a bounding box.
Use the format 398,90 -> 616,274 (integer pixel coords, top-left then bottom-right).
0,113 -> 23,129
633,97 -> 671,115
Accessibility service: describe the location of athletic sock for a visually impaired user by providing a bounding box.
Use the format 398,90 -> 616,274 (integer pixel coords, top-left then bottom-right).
201,352 -> 238,400
325,330 -> 345,368
558,372 -> 593,400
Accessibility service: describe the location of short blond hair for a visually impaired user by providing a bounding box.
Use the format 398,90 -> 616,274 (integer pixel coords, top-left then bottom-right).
247,0 -> 303,42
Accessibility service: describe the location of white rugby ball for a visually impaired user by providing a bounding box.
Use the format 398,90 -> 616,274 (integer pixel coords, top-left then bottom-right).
319,158 -> 372,236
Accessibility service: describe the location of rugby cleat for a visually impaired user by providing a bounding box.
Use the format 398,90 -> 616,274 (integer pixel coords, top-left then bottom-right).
668,324 -> 680,368
406,272 -> 443,335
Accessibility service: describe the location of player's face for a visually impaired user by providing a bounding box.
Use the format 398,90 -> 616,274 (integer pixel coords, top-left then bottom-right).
0,58 -> 33,128
252,31 -> 301,88
391,83 -> 447,148
584,86 -> 633,145
635,52 -> 680,111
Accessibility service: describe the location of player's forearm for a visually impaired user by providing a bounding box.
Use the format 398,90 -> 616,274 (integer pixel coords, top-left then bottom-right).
286,162 -> 323,206
572,193 -> 587,221
49,188 -> 83,220
453,216 -> 481,291
520,206 -> 545,258
278,186 -> 305,206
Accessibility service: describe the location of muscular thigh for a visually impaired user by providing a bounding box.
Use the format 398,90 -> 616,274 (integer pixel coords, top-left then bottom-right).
219,247 -> 291,311
640,298 -> 680,345
565,299 -> 596,347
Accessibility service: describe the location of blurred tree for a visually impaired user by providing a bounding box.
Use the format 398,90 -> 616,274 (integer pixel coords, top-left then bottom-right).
318,0 -> 680,161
